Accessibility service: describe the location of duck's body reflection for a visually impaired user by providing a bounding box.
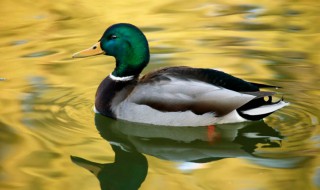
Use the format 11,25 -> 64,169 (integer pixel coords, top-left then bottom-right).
71,115 -> 307,190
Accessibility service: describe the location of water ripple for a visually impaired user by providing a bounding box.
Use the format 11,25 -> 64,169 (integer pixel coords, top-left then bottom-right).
21,51 -> 58,58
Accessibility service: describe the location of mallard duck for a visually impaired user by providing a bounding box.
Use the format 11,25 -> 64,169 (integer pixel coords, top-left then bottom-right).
73,23 -> 288,126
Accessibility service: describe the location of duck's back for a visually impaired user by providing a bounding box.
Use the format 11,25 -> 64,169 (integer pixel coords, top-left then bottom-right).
139,66 -> 260,92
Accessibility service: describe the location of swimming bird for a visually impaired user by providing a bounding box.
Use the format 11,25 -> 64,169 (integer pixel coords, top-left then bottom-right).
73,23 -> 288,126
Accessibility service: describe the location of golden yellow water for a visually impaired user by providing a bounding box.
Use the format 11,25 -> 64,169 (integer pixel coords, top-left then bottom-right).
1,0 -> 320,190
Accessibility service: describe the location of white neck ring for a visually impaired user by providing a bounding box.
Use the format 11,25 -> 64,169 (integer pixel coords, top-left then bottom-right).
109,74 -> 135,82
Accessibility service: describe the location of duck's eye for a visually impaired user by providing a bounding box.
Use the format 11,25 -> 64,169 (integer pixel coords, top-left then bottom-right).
111,35 -> 117,39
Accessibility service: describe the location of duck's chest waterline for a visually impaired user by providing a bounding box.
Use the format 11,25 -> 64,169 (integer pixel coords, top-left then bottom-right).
95,76 -> 137,117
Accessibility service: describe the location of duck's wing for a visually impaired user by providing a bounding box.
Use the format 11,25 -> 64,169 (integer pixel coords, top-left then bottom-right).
139,66 -> 261,92
249,82 -> 281,89
127,75 -> 274,116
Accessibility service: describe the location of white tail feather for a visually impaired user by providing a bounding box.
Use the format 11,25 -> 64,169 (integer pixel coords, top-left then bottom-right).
241,101 -> 289,116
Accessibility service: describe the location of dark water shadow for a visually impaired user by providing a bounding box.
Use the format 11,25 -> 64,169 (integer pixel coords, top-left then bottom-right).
71,114 -> 311,190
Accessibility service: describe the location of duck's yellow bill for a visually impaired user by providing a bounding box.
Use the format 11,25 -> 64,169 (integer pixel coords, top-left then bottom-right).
72,42 -> 105,58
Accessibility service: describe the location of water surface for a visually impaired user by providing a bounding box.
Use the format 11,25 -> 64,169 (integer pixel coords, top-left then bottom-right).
1,0 -> 320,190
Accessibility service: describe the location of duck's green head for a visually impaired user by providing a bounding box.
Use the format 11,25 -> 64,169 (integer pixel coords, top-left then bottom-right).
73,23 -> 150,77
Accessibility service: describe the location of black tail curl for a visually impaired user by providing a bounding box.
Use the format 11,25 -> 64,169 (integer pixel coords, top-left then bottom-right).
236,96 -> 282,121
